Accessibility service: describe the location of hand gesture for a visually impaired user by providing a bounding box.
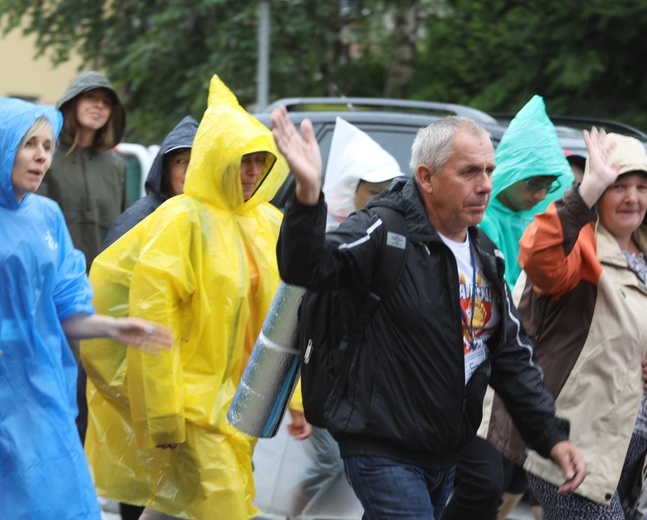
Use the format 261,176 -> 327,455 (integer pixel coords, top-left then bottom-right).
61,313 -> 173,354
271,105 -> 322,205
549,440 -> 587,494
111,317 -> 173,354
579,127 -> 620,207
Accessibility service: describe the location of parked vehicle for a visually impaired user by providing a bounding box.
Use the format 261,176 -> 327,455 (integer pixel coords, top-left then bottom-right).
117,100 -> 647,208
493,113 -> 647,158
253,97 -> 507,210
114,142 -> 160,204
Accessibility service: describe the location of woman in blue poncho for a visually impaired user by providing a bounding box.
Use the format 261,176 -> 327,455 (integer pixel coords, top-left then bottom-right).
0,97 -> 171,520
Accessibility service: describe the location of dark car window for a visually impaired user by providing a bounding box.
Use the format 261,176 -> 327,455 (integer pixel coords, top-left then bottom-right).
315,123 -> 421,175
255,111 -> 505,210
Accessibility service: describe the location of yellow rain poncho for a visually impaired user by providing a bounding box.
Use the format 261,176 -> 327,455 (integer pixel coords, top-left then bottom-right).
80,75 -> 288,519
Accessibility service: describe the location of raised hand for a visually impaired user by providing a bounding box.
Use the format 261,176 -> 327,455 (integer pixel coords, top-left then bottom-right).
271,105 -> 322,205
579,127 -> 620,207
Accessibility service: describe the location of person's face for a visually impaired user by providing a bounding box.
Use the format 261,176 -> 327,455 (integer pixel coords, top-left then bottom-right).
240,152 -> 267,200
598,173 -> 647,241
417,129 -> 494,241
11,130 -> 53,202
354,179 -> 394,210
166,149 -> 191,196
75,88 -> 113,131
496,175 -> 558,212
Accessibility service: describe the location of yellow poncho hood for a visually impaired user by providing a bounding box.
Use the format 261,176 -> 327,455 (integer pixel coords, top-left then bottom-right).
183,76 -> 287,210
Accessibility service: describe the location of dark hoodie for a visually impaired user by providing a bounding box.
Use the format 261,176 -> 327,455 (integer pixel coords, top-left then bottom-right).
102,116 -> 199,249
37,70 -> 127,269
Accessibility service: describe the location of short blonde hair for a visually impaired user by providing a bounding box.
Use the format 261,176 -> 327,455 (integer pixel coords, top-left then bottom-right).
19,116 -> 55,153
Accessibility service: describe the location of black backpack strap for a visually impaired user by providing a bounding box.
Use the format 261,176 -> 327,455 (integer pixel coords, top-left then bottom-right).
362,205 -> 408,310
337,206 -> 408,384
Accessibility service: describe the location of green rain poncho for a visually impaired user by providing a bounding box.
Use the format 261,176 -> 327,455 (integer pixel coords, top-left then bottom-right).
479,95 -> 574,288
80,76 -> 288,519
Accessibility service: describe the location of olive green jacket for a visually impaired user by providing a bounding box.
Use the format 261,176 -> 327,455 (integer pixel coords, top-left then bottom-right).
37,70 -> 127,270
38,143 -> 127,269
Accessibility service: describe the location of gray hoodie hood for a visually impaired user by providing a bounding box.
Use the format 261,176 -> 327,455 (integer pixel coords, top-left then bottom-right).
101,116 -> 198,249
144,115 -> 199,196
57,71 -> 125,145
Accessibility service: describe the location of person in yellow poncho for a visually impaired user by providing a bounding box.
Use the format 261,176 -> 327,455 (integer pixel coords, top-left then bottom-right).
80,75 -> 288,520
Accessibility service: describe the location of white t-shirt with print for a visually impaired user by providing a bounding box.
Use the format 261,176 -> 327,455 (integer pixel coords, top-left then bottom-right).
439,233 -> 501,383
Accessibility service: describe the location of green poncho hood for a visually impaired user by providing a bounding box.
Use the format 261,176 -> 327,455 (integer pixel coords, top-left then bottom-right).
491,96 -> 573,205
490,95 -> 573,206
481,95 -> 574,288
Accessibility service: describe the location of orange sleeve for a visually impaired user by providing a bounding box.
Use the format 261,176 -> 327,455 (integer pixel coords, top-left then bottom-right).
519,202 -> 602,300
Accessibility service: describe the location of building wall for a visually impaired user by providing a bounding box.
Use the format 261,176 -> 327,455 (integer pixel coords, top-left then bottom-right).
0,28 -> 153,202
0,29 -> 83,106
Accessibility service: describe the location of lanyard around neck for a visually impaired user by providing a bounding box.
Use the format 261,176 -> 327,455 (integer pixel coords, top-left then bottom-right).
459,238 -> 477,350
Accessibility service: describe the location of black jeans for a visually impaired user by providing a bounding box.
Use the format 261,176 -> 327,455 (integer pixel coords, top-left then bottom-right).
76,357 -> 88,444
440,436 -> 504,520
120,502 -> 145,520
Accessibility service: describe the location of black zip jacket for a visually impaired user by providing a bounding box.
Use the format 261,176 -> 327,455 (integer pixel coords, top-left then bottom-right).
277,177 -> 569,469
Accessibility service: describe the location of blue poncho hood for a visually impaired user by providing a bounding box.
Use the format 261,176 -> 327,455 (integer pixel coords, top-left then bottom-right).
0,98 -> 62,209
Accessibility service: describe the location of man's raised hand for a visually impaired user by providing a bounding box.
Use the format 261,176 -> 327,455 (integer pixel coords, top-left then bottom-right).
271,105 -> 322,205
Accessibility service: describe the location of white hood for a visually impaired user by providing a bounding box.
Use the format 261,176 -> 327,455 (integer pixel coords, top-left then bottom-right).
323,117 -> 403,230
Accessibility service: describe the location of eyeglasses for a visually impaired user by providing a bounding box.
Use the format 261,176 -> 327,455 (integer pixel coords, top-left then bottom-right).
524,179 -> 559,194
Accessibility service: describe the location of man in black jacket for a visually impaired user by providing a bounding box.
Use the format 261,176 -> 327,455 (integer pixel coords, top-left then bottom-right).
271,106 -> 586,519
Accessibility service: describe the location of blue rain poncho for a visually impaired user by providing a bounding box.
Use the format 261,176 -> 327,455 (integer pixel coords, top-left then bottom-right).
479,95 -> 574,288
0,98 -> 100,519
81,76 -> 289,519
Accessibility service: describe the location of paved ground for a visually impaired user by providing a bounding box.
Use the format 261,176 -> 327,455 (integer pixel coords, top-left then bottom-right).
100,501 -> 535,520
507,499 -> 535,520
99,498 -> 119,520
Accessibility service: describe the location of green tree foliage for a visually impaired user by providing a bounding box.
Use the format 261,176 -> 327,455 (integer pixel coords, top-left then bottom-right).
3,0 -> 647,141
1,0 -> 397,143
412,0 -> 647,129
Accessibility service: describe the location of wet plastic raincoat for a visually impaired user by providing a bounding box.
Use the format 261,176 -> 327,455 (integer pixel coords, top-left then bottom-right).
323,117 -> 403,231
479,95 -> 574,288
0,98 -> 100,519
81,75 -> 288,520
